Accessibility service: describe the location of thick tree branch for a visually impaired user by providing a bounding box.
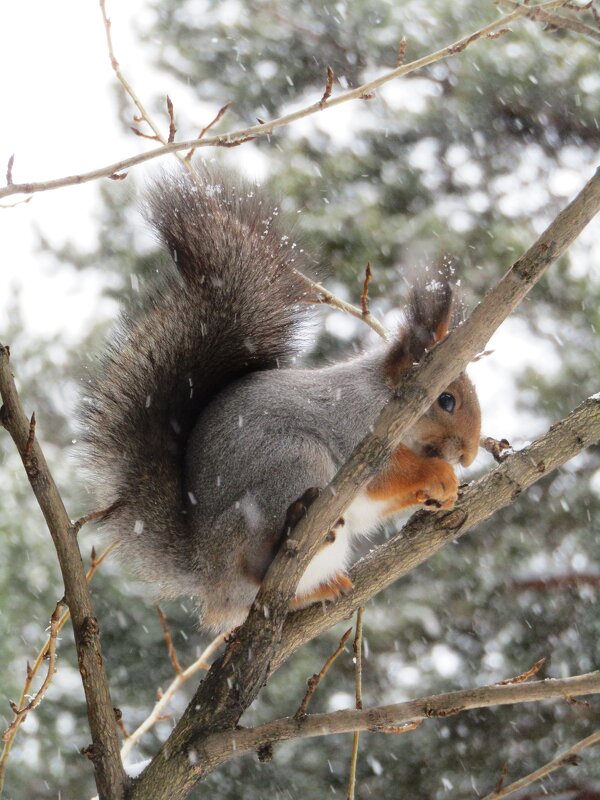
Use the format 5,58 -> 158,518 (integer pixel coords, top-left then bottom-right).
0,0 -> 568,201
276,393 -> 600,668
199,671 -> 600,762
129,165 -> 600,799
0,347 -> 126,800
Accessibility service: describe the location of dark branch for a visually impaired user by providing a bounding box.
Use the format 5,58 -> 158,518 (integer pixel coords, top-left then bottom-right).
193,671 -> 600,766
0,346 -> 126,799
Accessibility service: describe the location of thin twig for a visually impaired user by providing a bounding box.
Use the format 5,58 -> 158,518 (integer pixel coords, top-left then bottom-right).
295,627 -> 353,720
71,502 -> 120,536
130,126 -> 160,141
184,101 -> 232,162
0,543 -> 116,792
156,606 -> 183,675
481,728 -> 600,799
396,37 -> 407,66
0,196 -> 32,209
6,155 -> 14,186
310,275 -> 388,339
360,263 -> 372,318
0,0 -> 570,201
2,601 -> 64,743
353,610 -> 364,713
99,0 -> 188,166
320,65 -> 335,107
494,763 -> 509,794
497,656 -> 546,685
119,632 -> 227,763
166,96 -> 176,144
347,607 -> 363,800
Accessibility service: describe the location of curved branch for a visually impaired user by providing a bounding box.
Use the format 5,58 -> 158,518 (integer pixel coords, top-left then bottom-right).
0,347 -> 126,799
482,727 -> 600,799
200,670 -> 600,762
99,0 -> 189,169
0,0 -> 567,201
0,543 -> 115,790
517,2 -> 600,43
1,601 -> 64,745
119,633 -> 226,764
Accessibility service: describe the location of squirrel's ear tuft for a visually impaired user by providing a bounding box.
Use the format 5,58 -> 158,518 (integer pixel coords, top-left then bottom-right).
384,274 -> 455,386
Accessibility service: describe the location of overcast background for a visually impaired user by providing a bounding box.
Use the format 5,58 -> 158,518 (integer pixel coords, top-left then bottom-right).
1,1 -> 599,798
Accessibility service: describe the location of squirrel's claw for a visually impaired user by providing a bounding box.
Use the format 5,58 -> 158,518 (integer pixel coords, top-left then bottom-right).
415,460 -> 459,511
283,486 -> 321,534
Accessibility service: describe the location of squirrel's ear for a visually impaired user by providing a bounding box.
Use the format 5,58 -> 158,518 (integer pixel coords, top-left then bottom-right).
384,276 -> 454,386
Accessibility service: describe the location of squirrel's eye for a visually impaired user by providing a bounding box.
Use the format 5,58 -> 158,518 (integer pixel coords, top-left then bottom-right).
438,392 -> 455,413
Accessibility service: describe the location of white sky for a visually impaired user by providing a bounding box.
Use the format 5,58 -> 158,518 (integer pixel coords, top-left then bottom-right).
0,1 -> 152,336
0,1 -> 597,451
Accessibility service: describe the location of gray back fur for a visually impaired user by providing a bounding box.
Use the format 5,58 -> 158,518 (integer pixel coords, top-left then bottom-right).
79,170 -> 313,596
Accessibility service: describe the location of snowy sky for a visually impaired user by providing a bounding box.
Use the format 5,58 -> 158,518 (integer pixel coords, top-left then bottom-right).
0,0 -> 171,338
0,0 -> 597,456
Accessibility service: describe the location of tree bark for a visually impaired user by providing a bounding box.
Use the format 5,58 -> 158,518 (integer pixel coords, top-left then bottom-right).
0,346 -> 127,800
201,670 -> 600,762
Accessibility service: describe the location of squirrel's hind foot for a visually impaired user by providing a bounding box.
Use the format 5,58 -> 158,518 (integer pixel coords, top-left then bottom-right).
291,572 -> 353,610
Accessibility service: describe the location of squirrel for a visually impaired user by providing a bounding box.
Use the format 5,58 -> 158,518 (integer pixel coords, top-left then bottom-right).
80,170 -> 481,633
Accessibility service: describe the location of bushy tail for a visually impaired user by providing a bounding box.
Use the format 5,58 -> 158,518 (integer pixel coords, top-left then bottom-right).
80,170 -> 313,595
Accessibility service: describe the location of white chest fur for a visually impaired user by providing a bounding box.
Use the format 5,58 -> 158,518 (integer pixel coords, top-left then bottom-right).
295,491 -> 387,596
344,491 -> 388,539
295,523 -> 351,595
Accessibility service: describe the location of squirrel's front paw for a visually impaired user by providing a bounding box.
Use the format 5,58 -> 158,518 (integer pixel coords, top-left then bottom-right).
415,459 -> 458,510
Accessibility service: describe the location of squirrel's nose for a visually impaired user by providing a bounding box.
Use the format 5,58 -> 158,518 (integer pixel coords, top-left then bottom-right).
460,436 -> 480,467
